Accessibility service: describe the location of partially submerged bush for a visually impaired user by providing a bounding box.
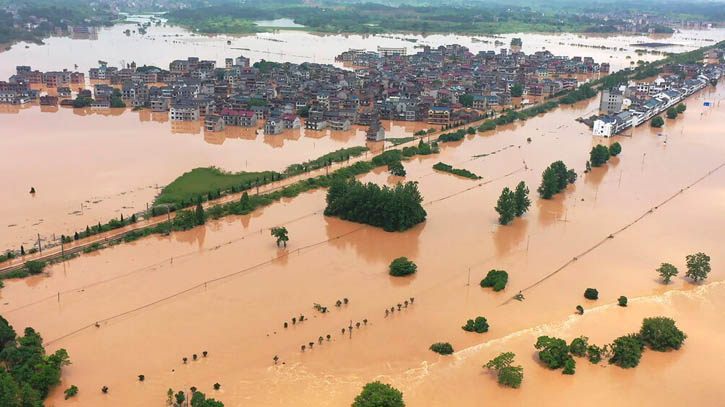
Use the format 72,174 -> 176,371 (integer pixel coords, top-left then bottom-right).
429,342 -> 454,355
609,333 -> 644,368
639,317 -> 686,351
584,288 -> 599,300
534,336 -> 571,370
462,317 -> 489,333
480,269 -> 508,291
484,352 -> 523,388
389,257 -> 417,277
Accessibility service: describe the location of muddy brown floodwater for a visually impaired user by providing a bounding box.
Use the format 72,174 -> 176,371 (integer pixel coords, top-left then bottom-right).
1,78 -> 723,406
0,103 -> 428,250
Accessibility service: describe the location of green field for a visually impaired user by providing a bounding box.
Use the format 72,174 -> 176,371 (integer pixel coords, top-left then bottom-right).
155,167 -> 278,206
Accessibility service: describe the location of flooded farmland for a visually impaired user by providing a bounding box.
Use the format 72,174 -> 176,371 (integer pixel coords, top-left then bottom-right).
1,77 -> 723,406
1,14 -> 725,407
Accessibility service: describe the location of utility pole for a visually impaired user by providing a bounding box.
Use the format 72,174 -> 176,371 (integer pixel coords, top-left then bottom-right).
466,267 -> 471,286
37,233 -> 42,255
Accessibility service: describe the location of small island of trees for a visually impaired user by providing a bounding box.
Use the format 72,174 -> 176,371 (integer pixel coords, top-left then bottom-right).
462,316 -> 489,333
388,257 -> 417,277
480,269 -> 508,291
352,381 -> 404,407
0,316 -> 71,406
325,178 -> 426,232
429,342 -> 454,355
538,161 -> 576,199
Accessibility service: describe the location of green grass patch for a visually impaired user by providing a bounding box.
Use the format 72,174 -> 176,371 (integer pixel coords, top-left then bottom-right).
155,167 -> 279,207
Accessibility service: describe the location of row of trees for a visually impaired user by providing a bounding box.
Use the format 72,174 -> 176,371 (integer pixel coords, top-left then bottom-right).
534,316 -> 686,375
588,142 -> 621,168
495,181 -> 531,225
325,178 -> 427,232
666,103 -> 687,119
657,252 -> 711,283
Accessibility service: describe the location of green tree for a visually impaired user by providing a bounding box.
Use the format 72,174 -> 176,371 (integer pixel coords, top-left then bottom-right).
639,317 -> 686,351
513,181 -> 531,217
23,260 -> 46,275
0,316 -> 15,349
562,357 -> 576,375
569,336 -> 588,357
534,336 -> 570,370
0,370 -> 20,407
584,288 -> 598,300
429,342 -> 454,355
589,145 -> 610,167
666,107 -> 678,119
480,269 -> 508,291
510,84 -> 523,97
651,116 -> 664,128
484,352 -> 523,388
389,257 -> 417,277
538,161 -> 572,199
195,202 -> 205,225
676,103 -> 686,113
270,226 -> 289,247
586,344 -> 603,364
175,391 -> 186,405
609,333 -> 644,368
608,142 -> 622,157
618,296 -> 628,307
685,252 -> 711,282
352,381 -> 404,407
459,94 -> 473,107
495,187 -> 516,225
388,161 -> 406,176
657,263 -> 678,284
462,317 -> 489,333
64,385 -> 78,399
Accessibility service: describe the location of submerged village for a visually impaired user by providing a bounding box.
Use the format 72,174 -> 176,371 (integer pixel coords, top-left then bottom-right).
2,16 -> 725,407
2,41 -> 723,142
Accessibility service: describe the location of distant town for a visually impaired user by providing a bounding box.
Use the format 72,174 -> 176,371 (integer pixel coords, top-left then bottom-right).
1,40 -> 615,140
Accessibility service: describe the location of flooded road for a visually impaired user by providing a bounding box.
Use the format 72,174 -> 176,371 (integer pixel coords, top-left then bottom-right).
1,79 -> 722,406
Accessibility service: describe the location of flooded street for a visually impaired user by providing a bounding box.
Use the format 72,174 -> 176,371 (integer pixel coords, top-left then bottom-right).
0,64 -> 722,407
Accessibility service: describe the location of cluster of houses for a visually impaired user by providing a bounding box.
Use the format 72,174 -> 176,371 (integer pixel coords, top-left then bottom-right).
2,43 -> 608,139
592,64 -> 723,137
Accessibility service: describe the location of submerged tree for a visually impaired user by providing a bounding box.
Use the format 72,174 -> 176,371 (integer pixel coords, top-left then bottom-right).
685,252 -> 711,282
639,317 -> 686,351
589,144 -> 610,167
657,262 -> 679,284
495,187 -> 516,225
352,381 -> 404,407
462,316 -> 489,333
513,181 -> 531,217
484,352 -> 523,388
609,333 -> 644,368
480,269 -> 508,291
389,257 -> 417,277
270,226 -> 289,247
